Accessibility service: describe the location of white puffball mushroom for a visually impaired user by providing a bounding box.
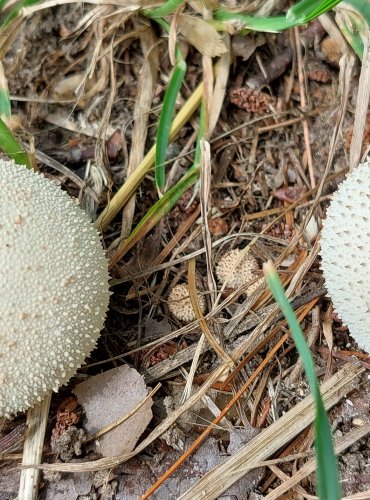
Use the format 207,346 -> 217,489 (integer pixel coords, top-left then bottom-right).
216,248 -> 261,294
320,160 -> 370,353
0,160 -> 110,417
168,284 -> 206,323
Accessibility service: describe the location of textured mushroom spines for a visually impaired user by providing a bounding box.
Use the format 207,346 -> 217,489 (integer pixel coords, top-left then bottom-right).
320,161 -> 370,353
168,284 -> 206,323
216,248 -> 261,293
0,160 -> 110,417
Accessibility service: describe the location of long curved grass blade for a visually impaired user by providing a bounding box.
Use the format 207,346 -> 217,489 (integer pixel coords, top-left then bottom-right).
263,262 -> 340,500
0,88 -> 10,118
192,100 -> 205,169
0,0 -> 42,28
0,64 -> 10,118
95,82 -> 203,232
215,0 -> 342,32
347,0 -> 370,24
155,57 -> 187,191
214,10 -> 295,32
144,0 -> 185,19
109,167 -> 199,269
0,117 -> 31,167
286,0 -> 342,23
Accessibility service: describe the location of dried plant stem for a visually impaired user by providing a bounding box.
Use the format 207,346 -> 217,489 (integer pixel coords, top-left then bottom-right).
349,25 -> 370,171
265,423 -> 370,499
294,26 -> 315,189
18,392 -> 52,500
179,363 -> 364,499
95,82 -> 203,231
141,325 -> 293,499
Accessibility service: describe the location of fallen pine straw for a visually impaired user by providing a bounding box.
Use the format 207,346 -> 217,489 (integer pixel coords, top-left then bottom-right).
178,362 -> 365,500
265,422 -> 370,499
24,363 -> 230,472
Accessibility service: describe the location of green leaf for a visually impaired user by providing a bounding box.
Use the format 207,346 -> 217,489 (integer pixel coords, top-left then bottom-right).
347,0 -> 370,25
155,56 -> 187,191
110,167 -> 199,267
264,262 -> 341,500
144,0 -> 185,19
214,10 -> 296,32
0,117 -> 31,167
0,0 -> 43,28
0,88 -> 10,118
215,0 -> 344,32
287,0 -> 343,23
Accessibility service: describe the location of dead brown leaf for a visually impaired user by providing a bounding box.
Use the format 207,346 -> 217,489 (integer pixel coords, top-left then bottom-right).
74,365 -> 153,458
177,14 -> 227,57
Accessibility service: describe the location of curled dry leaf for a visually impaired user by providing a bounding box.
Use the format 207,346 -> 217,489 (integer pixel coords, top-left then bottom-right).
177,14 -> 227,58
74,365 -> 153,458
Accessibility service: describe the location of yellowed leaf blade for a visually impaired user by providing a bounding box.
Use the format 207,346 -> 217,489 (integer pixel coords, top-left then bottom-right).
177,14 -> 227,57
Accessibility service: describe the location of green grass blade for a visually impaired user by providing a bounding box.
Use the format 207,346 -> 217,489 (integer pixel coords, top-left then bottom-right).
263,262 -> 340,500
215,0 -> 343,32
0,74 -> 10,119
144,0 -> 185,19
155,56 -> 187,191
191,100 -> 206,170
286,0 -> 342,23
347,0 -> 370,24
0,0 -> 43,28
214,10 -> 295,32
0,117 -> 31,167
0,89 -> 10,118
336,12 -> 364,58
110,167 -> 199,267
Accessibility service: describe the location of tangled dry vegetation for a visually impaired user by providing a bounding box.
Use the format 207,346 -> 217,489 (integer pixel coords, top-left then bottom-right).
0,1 -> 370,499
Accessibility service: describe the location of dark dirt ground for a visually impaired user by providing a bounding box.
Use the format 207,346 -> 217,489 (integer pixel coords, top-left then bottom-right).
0,2 -> 370,499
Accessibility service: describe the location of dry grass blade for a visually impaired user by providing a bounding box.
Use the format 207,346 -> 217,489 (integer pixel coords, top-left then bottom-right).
177,14 -> 227,57
95,82 -> 204,231
207,33 -> 230,138
141,319 -> 291,499
0,423 -> 27,455
120,25 -> 158,238
34,149 -> 99,202
294,25 -> 315,188
28,364 -> 230,472
199,140 -> 217,302
342,491 -> 370,500
178,363 -> 365,500
18,392 -> 52,500
86,383 -> 161,442
188,258 -> 233,364
265,423 -> 370,499
349,25 -> 370,171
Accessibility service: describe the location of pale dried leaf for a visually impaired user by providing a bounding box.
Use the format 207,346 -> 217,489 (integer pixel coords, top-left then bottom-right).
74,365 -> 153,458
323,303 -> 334,352
207,33 -> 230,137
177,15 -> 227,57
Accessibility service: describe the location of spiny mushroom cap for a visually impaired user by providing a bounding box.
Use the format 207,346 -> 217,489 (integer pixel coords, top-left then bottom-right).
320,160 -> 370,353
168,284 -> 206,323
0,160 -> 110,417
216,249 -> 260,292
